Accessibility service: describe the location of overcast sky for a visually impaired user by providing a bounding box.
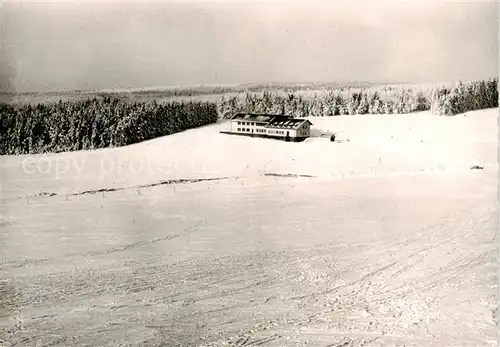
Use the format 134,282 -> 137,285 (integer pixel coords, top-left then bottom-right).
0,0 -> 498,92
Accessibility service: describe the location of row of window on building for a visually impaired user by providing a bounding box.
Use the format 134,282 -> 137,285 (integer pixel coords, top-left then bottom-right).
237,121 -> 264,126
236,128 -> 277,134
236,128 -> 294,135
268,130 -> 286,135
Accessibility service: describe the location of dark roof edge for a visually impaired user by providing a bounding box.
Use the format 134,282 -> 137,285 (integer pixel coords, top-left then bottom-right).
230,113 -> 312,125
233,112 -> 293,117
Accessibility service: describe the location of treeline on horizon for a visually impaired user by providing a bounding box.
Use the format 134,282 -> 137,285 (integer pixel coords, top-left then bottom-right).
217,78 -> 498,118
0,81 -> 383,99
0,97 -> 218,155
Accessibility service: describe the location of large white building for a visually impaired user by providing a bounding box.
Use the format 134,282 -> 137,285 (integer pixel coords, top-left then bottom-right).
221,113 -> 312,142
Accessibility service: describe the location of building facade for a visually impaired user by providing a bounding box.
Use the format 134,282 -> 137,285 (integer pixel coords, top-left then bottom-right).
222,113 -> 312,142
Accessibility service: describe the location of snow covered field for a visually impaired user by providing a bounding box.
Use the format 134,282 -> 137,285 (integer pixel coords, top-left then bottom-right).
1,109 -> 498,346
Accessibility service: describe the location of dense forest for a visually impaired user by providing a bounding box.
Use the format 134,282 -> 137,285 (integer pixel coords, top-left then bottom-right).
0,97 -> 218,155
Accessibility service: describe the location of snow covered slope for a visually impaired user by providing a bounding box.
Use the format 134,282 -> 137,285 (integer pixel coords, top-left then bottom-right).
2,109 -> 497,199
1,108 -> 498,346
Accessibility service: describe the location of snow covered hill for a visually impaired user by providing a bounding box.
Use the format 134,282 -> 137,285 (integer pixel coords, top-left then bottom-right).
1,108 -> 498,346
2,109 -> 497,199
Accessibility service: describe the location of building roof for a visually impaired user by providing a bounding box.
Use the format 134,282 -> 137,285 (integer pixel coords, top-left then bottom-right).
267,118 -> 312,130
230,113 -> 312,129
230,113 -> 291,123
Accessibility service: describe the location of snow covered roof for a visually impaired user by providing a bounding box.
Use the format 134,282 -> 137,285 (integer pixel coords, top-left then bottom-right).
230,113 -> 312,129
230,113 -> 295,122
267,118 -> 312,130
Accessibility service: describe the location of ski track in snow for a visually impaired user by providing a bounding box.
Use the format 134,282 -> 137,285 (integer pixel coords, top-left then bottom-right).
27,177 -> 237,200
0,109 -> 498,347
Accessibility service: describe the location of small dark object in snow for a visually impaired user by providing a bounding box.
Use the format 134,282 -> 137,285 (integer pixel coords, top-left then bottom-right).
330,134 -> 336,142
39,192 -> 56,197
470,165 -> 484,170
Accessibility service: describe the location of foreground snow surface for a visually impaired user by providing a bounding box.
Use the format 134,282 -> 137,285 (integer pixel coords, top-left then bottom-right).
1,109 -> 498,346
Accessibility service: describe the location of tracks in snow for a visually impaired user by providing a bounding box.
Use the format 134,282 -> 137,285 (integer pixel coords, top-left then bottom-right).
14,167 -> 490,202
21,174 -> 313,201
1,173 -> 496,346
27,177 -> 237,200
208,199 -> 497,346
0,220 -> 207,271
